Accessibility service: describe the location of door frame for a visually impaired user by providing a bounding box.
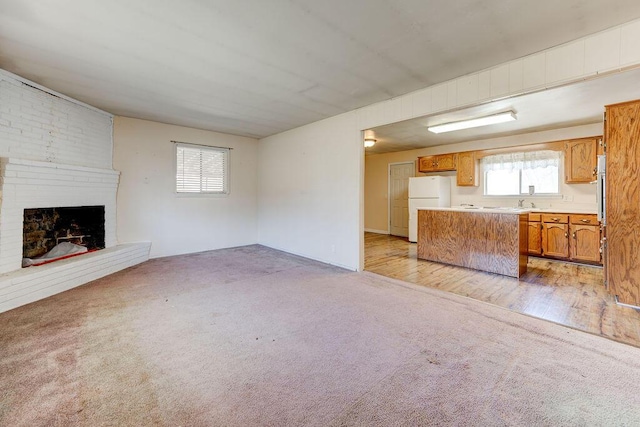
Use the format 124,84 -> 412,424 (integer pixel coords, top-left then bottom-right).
388,161 -> 415,235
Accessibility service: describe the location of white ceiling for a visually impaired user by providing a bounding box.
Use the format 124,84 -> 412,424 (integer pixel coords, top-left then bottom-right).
1,1 -> 640,139
366,67 -> 640,154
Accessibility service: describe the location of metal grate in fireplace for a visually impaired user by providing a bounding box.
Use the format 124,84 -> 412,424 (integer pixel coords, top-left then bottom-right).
23,206 -> 106,263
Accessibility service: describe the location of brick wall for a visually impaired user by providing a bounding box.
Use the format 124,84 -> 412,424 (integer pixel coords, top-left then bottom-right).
0,71 -> 112,169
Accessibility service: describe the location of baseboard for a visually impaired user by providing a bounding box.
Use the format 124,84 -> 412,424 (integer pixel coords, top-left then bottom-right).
257,243 -> 358,272
364,228 -> 389,234
614,295 -> 640,310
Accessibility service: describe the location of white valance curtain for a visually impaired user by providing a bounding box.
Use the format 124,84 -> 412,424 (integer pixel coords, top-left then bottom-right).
482,150 -> 561,172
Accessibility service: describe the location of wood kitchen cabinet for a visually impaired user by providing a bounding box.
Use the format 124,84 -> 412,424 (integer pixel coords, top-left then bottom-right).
456,151 -> 478,186
564,137 -> 599,183
418,153 -> 457,173
541,214 -> 569,259
418,156 -> 436,172
530,213 -> 601,264
605,100 -> 640,306
528,213 -> 542,255
569,215 -> 601,263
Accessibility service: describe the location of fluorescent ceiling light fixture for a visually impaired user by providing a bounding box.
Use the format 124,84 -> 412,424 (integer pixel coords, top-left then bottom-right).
364,138 -> 376,148
427,111 -> 517,134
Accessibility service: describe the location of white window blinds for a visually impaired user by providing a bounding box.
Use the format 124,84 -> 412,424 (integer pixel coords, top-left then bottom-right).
176,144 -> 229,194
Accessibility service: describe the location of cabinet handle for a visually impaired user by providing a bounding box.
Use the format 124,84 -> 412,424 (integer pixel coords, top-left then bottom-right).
469,176 -> 472,182
552,217 -> 560,222
572,232 -> 576,239
564,232 -> 568,238
592,167 -> 597,176
580,219 -> 591,223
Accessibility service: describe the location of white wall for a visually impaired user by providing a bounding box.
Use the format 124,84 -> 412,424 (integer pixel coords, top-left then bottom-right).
0,70 -> 113,169
258,113 -> 362,270
258,18 -> 640,271
113,117 -> 259,259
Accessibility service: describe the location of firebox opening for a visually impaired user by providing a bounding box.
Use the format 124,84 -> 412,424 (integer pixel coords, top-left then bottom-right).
22,206 -> 106,267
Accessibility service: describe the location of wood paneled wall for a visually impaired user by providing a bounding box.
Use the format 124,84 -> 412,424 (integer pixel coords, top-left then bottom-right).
605,100 -> 640,306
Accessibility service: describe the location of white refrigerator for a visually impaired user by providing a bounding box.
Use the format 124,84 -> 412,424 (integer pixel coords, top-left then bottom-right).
408,176 -> 451,243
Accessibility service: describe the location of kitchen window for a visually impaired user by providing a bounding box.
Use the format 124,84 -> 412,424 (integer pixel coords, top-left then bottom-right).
175,143 -> 229,194
482,150 -> 560,196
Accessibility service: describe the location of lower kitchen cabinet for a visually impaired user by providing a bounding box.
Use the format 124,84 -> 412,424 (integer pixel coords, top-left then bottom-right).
529,213 -> 601,264
569,215 -> 601,263
542,221 -> 569,259
527,214 -> 542,255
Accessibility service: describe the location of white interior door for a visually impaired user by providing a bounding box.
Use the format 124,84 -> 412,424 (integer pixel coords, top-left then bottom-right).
389,162 -> 414,237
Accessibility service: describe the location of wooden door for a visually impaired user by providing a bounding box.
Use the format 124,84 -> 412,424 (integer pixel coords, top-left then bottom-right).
542,223 -> 569,258
389,162 -> 414,237
418,156 -> 437,173
565,137 -> 597,183
528,221 -> 542,255
605,101 -> 640,306
456,152 -> 477,186
570,224 -> 601,263
435,154 -> 457,171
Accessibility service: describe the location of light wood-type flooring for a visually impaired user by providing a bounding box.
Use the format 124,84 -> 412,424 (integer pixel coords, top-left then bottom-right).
365,232 -> 640,348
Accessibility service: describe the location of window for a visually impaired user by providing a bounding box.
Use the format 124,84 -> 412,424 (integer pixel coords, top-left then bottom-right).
176,143 -> 229,194
483,150 -> 560,196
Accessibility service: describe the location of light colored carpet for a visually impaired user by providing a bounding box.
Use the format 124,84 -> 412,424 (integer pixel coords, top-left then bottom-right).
1,244 -> 640,426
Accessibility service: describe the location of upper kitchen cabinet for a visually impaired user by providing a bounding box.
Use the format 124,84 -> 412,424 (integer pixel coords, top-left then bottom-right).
605,100 -> 640,307
564,137 -> 600,183
456,151 -> 478,186
418,153 -> 457,173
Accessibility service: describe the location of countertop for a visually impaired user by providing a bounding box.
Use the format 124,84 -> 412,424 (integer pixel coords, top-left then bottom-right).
417,206 -> 598,215
417,206 -> 530,214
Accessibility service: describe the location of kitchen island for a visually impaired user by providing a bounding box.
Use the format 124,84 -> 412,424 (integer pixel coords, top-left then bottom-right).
417,207 -> 529,278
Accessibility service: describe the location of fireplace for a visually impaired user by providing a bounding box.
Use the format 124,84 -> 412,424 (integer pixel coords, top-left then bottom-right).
1,157 -> 149,315
22,206 -> 106,264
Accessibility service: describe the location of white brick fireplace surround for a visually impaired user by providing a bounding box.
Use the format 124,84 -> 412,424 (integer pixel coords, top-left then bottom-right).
0,70 -> 150,313
0,158 -> 121,271
0,159 -> 151,313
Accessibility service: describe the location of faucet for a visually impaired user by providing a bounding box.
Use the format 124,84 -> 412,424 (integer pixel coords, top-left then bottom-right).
530,202 -> 536,208
518,199 -> 525,207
